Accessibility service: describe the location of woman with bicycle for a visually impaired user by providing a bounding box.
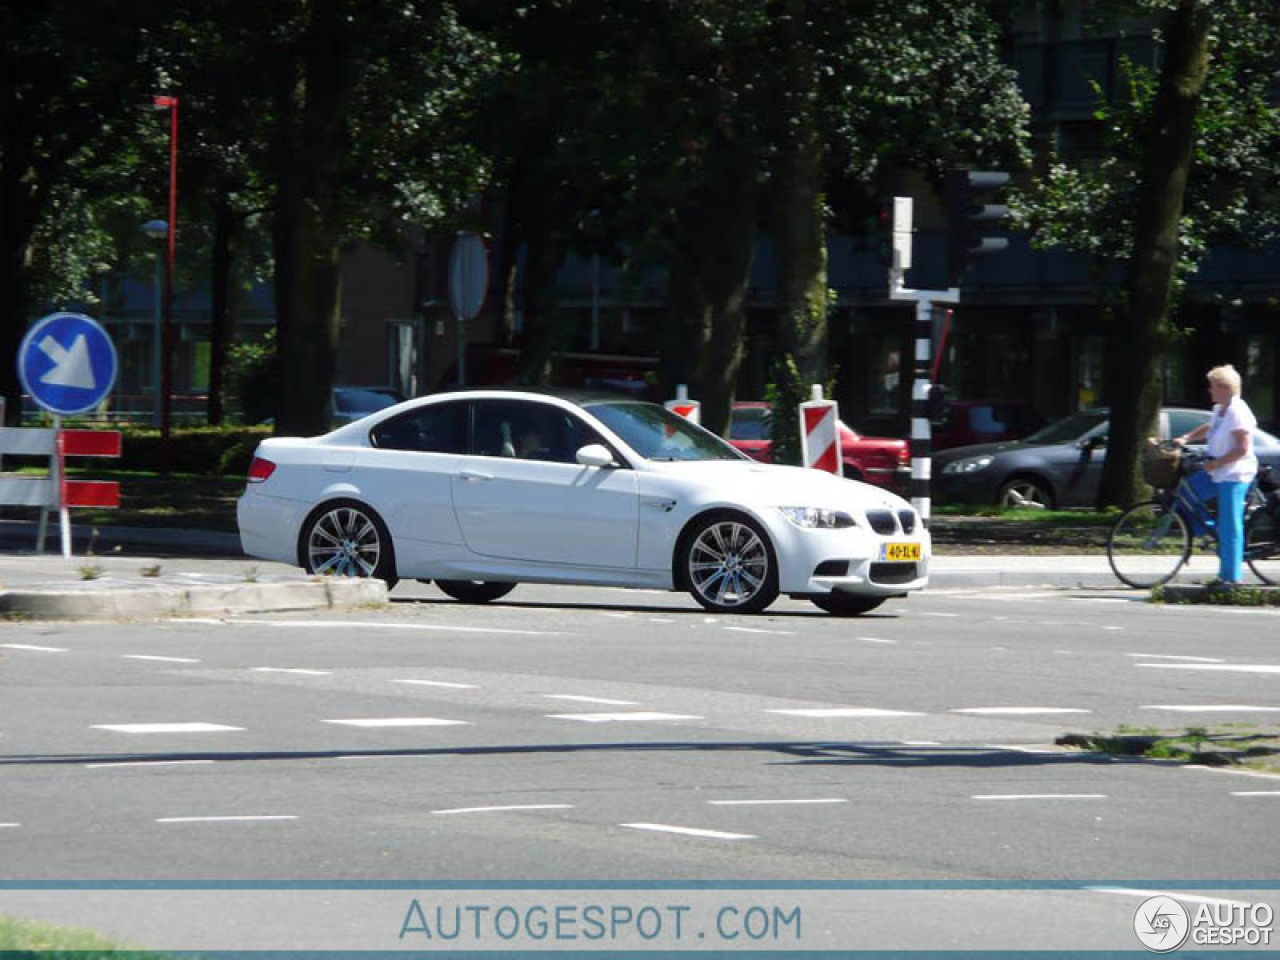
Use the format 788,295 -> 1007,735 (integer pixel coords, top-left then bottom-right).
1173,364 -> 1259,585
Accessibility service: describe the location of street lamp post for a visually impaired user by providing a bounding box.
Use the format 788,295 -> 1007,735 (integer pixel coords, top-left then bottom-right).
152,95 -> 178,439
141,220 -> 168,426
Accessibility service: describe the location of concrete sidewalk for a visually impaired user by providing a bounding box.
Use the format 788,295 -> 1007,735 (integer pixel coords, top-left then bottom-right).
0,514 -> 1165,620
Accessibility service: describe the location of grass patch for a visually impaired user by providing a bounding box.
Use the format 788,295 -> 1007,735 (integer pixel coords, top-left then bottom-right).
932,505 -> 1121,525
1059,726 -> 1280,770
0,914 -> 167,955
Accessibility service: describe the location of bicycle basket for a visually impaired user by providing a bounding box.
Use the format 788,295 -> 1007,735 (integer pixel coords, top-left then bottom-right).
1259,465 -> 1279,494
1141,438 -> 1181,488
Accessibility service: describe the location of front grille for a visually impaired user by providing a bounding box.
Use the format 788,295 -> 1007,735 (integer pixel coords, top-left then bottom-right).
865,509 -> 897,535
897,509 -> 916,534
870,562 -> 917,585
813,560 -> 850,577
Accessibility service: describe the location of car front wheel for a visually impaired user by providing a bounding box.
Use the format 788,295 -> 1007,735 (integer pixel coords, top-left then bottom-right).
998,477 -> 1053,510
435,580 -> 516,604
683,513 -> 779,614
300,499 -> 398,589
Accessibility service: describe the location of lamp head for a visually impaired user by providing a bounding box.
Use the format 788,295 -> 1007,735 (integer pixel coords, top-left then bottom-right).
141,219 -> 168,240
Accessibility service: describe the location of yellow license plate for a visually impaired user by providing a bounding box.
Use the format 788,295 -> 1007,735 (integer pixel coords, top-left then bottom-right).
882,542 -> 921,562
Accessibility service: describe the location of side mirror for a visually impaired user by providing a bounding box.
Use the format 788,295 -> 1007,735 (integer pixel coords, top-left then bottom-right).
1081,434 -> 1107,451
576,444 -> 617,468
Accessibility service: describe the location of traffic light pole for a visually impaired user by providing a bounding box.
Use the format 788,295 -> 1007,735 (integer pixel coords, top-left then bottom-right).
889,270 -> 958,528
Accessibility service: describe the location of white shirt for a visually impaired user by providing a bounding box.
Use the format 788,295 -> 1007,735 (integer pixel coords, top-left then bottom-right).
1206,397 -> 1258,483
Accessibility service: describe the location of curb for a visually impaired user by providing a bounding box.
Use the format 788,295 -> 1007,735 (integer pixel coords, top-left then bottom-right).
0,578 -> 387,621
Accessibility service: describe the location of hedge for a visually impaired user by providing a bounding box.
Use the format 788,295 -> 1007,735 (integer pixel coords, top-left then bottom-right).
116,426 -> 273,476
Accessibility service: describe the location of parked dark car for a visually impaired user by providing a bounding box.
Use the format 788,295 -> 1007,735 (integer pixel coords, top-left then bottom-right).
933,406 -> 1280,509
931,399 -> 1047,451
727,401 -> 911,493
333,386 -> 407,426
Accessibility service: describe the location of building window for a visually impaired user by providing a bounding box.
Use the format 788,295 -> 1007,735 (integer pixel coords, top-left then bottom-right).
1245,335 -> 1275,424
869,336 -> 902,415
1075,334 -> 1104,409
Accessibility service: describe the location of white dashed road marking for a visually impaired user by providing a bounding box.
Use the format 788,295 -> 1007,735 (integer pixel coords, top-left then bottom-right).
542,695 -> 640,706
707,798 -> 847,807
723,627 -> 796,636
156,816 -> 298,824
92,723 -> 244,734
1,644 -> 68,653
768,708 -> 924,718
951,707 -> 1091,716
621,823 -> 755,840
123,655 -> 201,664
1138,664 -> 1280,675
392,679 -> 478,689
546,712 -> 702,723
251,667 -> 332,676
972,794 -> 1106,801
433,805 -> 574,815
322,717 -> 469,728
1141,705 -> 1280,713
1231,791 -> 1280,797
86,760 -> 216,769
227,619 -> 563,637
0,823 -> 20,829
1088,887 -> 1256,908
1127,653 -> 1224,663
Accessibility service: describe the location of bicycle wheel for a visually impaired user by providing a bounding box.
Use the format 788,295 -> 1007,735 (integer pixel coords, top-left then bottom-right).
1107,500 -> 1191,589
1245,506 -> 1280,585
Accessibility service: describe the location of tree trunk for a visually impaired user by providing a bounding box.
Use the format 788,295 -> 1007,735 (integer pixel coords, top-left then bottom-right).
0,154 -> 40,426
770,2 -> 828,386
206,186 -> 239,425
1098,0 -> 1212,507
271,0 -> 352,436
661,146 -> 759,437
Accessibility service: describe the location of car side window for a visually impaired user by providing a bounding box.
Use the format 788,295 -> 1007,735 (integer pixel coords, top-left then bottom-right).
729,409 -> 771,441
369,401 -> 468,453
1168,410 -> 1209,440
472,400 -> 604,464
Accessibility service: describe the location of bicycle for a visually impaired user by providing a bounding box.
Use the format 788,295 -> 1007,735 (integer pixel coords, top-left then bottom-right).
1106,441 -> 1280,589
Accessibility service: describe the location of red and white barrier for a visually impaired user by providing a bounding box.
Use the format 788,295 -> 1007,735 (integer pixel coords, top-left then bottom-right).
664,384 -> 701,424
0,427 -> 121,558
799,386 -> 843,474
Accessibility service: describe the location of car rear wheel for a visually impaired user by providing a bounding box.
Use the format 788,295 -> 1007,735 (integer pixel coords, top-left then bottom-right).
810,593 -> 886,616
300,499 -> 398,589
998,477 -> 1053,510
435,580 -> 516,604
683,513 -> 779,614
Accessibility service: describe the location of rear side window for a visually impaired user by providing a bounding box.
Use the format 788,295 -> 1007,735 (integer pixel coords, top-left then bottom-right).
370,401 -> 468,453
1167,410 -> 1209,440
729,408 -> 771,441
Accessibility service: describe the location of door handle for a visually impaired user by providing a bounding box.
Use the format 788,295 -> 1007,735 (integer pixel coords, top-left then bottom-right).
459,470 -> 492,483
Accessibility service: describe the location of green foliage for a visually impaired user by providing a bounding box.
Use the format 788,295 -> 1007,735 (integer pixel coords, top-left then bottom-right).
1011,1 -> 1280,298
228,328 -> 279,426
118,425 -> 271,476
765,355 -> 837,468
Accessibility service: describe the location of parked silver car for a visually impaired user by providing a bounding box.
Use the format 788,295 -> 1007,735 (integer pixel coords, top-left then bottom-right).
933,407 -> 1280,509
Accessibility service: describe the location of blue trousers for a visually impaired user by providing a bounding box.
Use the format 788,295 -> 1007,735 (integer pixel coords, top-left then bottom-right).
1185,471 -> 1249,582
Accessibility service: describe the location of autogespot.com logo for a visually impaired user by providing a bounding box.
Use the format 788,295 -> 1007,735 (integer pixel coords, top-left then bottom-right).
1134,896 -> 1191,953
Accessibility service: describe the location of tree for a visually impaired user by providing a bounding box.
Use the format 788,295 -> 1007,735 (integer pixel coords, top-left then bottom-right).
0,1 -> 162,424
1013,0 -> 1280,506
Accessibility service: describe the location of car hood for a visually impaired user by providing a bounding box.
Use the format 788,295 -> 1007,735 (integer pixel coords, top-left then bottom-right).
646,459 -> 912,511
933,441 -> 1049,463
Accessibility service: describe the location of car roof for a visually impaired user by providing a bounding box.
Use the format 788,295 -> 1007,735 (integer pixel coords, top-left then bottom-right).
419,386 -> 648,408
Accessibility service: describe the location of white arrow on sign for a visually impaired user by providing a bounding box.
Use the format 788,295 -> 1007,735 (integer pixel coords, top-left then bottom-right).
38,334 -> 97,391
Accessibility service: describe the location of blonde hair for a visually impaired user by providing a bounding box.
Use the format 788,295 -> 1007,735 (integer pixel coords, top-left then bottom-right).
1207,364 -> 1242,396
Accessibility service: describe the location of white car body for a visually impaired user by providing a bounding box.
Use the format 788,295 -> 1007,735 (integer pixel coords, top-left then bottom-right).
237,390 -> 930,613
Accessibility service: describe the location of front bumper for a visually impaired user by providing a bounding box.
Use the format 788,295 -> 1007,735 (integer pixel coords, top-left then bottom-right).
764,513 -> 931,597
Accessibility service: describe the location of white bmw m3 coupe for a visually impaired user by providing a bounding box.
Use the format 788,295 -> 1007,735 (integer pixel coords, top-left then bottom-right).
237,390 -> 929,615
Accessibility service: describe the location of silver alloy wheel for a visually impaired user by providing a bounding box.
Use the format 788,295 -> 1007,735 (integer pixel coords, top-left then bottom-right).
688,520 -> 769,608
307,506 -> 382,577
999,479 -> 1051,509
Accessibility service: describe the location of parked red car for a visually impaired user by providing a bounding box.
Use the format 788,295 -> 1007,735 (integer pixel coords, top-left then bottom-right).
727,402 -> 911,493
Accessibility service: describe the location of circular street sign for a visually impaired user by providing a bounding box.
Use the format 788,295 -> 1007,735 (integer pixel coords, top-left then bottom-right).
448,232 -> 489,321
17,312 -> 119,416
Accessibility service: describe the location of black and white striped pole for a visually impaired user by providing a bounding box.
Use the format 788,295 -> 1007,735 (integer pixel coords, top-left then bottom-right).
883,195 -> 958,528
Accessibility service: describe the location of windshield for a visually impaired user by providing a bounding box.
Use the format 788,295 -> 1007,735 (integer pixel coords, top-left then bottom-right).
1022,410 -> 1110,445
586,402 -> 746,461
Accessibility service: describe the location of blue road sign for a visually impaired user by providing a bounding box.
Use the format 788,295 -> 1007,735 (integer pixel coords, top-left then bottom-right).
17,313 -> 118,416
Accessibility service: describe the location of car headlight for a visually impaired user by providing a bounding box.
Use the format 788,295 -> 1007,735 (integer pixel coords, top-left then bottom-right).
778,507 -> 857,529
942,455 -> 994,475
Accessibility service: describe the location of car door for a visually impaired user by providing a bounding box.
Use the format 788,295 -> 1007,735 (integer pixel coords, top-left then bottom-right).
451,399 -> 640,567
360,399 -> 469,546
1052,421 -> 1110,506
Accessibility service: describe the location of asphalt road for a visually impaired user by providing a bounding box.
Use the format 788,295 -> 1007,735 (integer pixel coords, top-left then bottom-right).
2,582 -> 1277,886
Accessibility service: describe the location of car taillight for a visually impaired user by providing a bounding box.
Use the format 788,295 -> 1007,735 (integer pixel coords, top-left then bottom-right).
898,445 -> 910,466
247,456 -> 276,483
